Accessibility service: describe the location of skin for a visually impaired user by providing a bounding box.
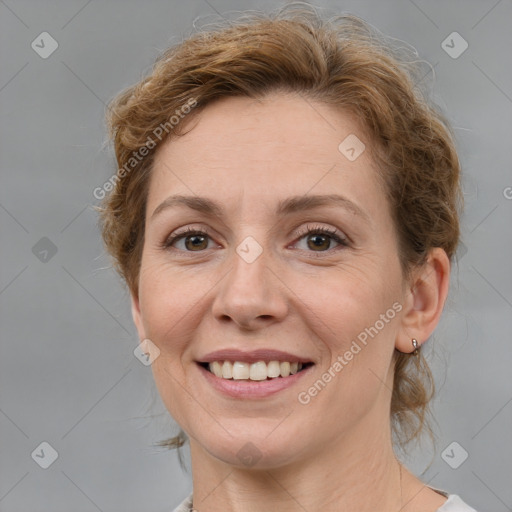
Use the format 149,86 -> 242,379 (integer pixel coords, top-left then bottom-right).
131,92 -> 451,511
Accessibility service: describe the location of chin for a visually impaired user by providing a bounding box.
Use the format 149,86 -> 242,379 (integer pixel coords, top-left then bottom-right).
191,423 -> 311,471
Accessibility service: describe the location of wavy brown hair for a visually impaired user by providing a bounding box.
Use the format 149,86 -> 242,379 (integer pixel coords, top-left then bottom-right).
98,4 -> 462,455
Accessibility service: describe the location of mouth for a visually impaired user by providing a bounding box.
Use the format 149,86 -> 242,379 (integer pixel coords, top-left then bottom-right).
197,360 -> 315,381
196,359 -> 315,399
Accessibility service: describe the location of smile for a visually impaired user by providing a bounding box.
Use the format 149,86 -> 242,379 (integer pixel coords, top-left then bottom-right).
200,360 -> 314,381
196,360 -> 315,399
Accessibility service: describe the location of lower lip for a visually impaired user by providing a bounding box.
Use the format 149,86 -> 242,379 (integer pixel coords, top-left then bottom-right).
197,363 -> 313,399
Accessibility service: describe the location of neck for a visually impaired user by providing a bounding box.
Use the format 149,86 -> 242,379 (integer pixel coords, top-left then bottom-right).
188,422 -> 404,512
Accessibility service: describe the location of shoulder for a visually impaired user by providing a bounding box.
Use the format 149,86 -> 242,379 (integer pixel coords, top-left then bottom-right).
437,494 -> 479,512
171,492 -> 193,512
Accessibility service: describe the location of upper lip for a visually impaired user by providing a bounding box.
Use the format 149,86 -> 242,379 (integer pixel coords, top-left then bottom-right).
197,349 -> 313,364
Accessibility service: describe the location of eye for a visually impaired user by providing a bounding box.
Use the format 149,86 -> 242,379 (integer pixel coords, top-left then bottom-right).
163,224 -> 349,254
292,224 -> 348,252
163,227 -> 215,252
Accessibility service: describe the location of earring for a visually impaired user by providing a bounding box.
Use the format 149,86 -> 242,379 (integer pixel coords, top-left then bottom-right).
411,338 -> 419,356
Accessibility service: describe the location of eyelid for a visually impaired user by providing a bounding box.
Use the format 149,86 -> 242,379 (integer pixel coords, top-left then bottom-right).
292,223 -> 349,245
162,225 -> 218,249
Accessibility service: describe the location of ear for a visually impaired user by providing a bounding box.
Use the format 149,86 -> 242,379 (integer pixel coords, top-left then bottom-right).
395,248 -> 451,353
130,289 -> 147,341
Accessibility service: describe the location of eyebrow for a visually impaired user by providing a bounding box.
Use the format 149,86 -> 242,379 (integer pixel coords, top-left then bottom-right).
151,193 -> 370,223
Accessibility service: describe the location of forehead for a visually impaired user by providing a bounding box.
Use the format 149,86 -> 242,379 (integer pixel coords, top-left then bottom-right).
156,93 -> 369,166
149,93 -> 387,221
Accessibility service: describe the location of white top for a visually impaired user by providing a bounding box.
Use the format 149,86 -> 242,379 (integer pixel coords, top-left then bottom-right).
437,494 -> 478,511
172,491 -> 478,511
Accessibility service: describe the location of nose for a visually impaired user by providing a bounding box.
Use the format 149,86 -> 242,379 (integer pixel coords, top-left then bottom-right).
211,242 -> 288,331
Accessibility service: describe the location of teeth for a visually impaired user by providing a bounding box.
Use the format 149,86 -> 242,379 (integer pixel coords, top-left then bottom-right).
207,360 -> 305,380
249,361 -> 267,381
280,361 -> 291,377
267,360 -> 281,378
232,361 -> 250,380
221,361 -> 232,379
210,361 -> 223,378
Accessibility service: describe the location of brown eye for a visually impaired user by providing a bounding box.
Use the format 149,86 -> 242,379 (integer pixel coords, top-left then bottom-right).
306,233 -> 333,251
165,229 -> 213,251
294,225 -> 348,253
183,233 -> 209,251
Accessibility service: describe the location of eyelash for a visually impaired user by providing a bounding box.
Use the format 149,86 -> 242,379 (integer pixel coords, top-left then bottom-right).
162,223 -> 349,255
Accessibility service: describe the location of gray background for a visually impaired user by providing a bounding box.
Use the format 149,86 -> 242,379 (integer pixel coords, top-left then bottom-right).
1,0 -> 511,511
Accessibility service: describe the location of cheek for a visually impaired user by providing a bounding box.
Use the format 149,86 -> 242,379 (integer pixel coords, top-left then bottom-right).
137,261 -> 220,398
137,264 -> 205,423
138,262 -> 206,344
299,263 -> 401,391
304,261 -> 399,341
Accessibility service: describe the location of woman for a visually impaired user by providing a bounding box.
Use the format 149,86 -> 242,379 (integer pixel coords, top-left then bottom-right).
99,5 -> 476,511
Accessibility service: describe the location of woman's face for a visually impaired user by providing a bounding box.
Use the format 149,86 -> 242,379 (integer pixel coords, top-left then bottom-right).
132,92 -> 413,468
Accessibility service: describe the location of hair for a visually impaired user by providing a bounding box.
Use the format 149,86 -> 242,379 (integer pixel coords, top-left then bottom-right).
98,3 -> 462,458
